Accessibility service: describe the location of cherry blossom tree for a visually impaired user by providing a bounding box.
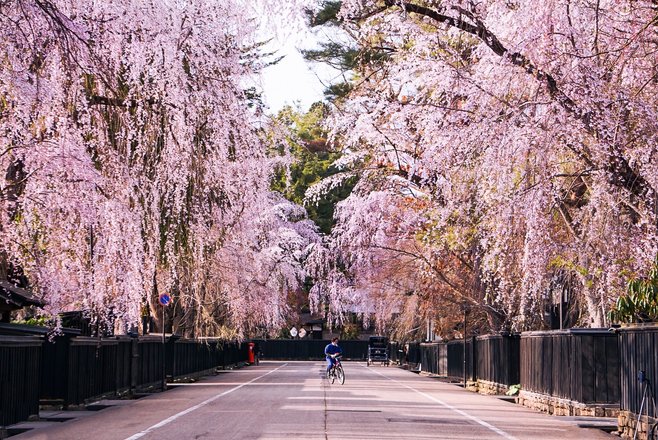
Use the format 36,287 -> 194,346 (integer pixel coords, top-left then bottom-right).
0,0 -> 319,336
309,0 -> 658,333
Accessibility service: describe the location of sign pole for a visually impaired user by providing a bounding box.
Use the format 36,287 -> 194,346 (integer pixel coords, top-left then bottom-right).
162,303 -> 165,391
158,293 -> 171,391
463,304 -> 467,388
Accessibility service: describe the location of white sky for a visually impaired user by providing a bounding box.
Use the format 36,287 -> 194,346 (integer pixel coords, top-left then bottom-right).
259,42 -> 324,113
257,29 -> 344,114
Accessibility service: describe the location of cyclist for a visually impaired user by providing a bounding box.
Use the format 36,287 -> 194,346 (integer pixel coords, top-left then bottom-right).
325,337 -> 342,377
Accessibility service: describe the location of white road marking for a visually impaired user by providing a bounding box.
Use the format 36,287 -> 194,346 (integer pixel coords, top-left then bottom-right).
124,363 -> 288,440
169,382 -> 307,386
365,366 -> 518,440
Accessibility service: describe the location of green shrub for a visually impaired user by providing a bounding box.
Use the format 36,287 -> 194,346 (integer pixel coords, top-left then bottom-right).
12,315 -> 50,326
608,259 -> 658,324
340,323 -> 359,340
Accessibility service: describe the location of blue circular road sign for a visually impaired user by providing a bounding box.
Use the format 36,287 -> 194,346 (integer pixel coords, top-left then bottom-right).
159,293 -> 171,306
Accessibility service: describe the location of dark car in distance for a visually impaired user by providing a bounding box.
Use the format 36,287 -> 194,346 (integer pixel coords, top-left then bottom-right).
367,336 -> 390,366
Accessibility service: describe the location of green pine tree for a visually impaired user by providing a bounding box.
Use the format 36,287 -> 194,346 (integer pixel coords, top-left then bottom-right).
271,102 -> 356,234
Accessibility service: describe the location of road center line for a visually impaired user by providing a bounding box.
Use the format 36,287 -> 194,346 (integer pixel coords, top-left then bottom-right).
365,366 -> 518,440
124,363 -> 288,440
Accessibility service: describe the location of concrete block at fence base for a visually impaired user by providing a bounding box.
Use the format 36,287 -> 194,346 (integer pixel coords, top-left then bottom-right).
618,410 -> 656,439
516,391 -> 619,418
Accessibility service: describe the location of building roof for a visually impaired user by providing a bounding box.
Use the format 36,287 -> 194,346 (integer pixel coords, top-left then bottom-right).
0,280 -> 44,309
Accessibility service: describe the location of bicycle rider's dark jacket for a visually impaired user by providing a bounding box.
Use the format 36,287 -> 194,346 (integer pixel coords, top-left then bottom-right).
325,343 -> 342,358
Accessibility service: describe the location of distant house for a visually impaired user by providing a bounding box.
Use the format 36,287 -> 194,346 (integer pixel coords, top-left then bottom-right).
0,280 -> 44,322
303,317 -> 325,340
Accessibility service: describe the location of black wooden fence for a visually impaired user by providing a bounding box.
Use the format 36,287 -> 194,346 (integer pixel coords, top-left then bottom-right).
253,339 -> 368,360
407,342 -> 421,368
421,337 -> 502,382
618,326 -> 658,418
410,330 -> 617,406
137,337 -> 164,388
520,329 -> 619,404
40,329 -> 80,402
477,334 -> 520,386
167,339 -> 246,377
35,335 -> 166,406
66,337 -> 120,406
0,336 -> 43,427
3,326 -> 653,430
420,343 -> 440,375
61,337 -> 248,406
0,326 -> 250,427
389,341 -> 403,364
450,339 -> 474,380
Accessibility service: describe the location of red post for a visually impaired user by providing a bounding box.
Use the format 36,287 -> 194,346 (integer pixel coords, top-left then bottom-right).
248,342 -> 255,364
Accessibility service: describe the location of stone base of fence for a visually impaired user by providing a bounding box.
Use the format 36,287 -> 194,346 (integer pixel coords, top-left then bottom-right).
467,380 -> 510,395
618,411 -> 656,439
171,366 -> 221,383
132,380 -> 163,395
516,390 -> 619,417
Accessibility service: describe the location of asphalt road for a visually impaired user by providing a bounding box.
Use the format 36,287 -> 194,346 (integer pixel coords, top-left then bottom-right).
13,361 -> 615,440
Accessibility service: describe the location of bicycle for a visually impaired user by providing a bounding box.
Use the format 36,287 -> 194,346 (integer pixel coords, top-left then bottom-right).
327,355 -> 345,385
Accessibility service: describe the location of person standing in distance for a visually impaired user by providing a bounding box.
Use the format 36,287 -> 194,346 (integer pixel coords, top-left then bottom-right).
140,298 -> 150,335
325,337 -> 342,378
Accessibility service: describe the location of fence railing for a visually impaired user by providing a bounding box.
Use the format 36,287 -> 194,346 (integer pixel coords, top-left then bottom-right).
0,336 -> 43,427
